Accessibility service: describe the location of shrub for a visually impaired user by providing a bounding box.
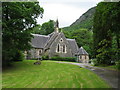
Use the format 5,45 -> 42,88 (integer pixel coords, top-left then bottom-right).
96,39 -> 112,65
91,59 -> 99,66
115,61 -> 120,70
31,58 -> 38,60
50,57 -> 76,62
12,50 -> 24,61
42,55 -> 49,60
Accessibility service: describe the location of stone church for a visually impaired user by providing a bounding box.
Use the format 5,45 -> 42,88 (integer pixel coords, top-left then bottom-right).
25,19 -> 89,63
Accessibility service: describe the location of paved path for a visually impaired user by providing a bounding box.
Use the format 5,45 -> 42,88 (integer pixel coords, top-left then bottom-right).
57,62 -> 119,88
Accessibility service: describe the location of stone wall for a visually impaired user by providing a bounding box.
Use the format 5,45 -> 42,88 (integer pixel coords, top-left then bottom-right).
78,55 -> 89,63
26,48 -> 43,59
48,33 -> 73,58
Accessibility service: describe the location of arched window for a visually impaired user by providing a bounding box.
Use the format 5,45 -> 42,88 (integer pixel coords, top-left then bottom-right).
63,45 -> 66,53
39,49 -> 42,55
57,44 -> 60,53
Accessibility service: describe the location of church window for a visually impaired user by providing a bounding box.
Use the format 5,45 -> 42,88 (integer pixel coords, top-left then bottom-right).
63,45 -> 66,53
60,38 -> 63,42
57,44 -> 60,53
39,50 -> 42,55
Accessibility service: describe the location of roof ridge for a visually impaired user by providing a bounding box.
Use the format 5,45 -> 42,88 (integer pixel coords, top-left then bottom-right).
32,34 -> 49,37
67,38 -> 75,41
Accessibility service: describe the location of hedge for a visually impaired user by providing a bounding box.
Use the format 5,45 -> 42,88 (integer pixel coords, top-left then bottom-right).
50,57 -> 76,62
42,55 -> 49,60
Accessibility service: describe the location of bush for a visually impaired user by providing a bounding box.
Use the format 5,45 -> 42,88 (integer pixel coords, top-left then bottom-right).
31,58 -> 38,60
42,55 -> 49,60
96,39 -> 112,65
12,50 -> 24,61
115,61 -> 120,70
91,59 -> 99,66
50,57 -> 76,62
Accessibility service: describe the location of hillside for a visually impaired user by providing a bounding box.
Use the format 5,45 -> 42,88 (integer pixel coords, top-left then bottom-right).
63,7 -> 96,31
62,7 -> 96,58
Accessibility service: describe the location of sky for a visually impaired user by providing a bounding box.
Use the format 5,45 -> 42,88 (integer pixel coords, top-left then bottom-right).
37,0 -> 103,28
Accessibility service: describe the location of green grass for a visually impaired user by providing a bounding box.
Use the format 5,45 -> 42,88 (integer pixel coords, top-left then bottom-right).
2,60 -> 110,88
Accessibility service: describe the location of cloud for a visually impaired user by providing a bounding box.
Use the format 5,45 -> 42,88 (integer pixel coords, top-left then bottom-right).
38,0 -> 103,3
37,0 -> 102,28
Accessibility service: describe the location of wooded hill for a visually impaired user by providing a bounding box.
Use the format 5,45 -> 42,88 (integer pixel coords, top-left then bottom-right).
63,7 -> 96,31
62,7 -> 96,58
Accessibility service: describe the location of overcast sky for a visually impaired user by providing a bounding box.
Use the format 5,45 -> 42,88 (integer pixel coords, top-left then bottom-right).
37,0 -> 103,28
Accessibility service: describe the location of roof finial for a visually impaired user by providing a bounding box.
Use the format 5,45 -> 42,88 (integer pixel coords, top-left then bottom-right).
56,18 -> 59,28
54,18 -> 59,33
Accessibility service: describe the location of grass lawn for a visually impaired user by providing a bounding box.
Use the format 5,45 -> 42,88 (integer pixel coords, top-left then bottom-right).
2,60 -> 110,88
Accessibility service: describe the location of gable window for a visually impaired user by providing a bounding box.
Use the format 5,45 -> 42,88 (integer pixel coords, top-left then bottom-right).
56,44 -> 60,53
63,45 -> 66,53
60,38 -> 63,42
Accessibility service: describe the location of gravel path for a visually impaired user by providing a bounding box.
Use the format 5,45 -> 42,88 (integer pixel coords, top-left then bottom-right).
57,62 -> 119,88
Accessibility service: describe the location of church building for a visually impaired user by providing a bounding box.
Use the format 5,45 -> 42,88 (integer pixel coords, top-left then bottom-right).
25,19 -> 89,63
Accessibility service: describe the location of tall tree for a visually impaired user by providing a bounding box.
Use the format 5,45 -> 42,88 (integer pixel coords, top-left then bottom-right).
2,2 -> 44,66
109,2 -> 120,61
93,2 -> 120,65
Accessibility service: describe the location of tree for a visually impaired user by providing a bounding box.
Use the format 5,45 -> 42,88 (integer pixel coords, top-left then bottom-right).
72,29 -> 93,58
41,20 -> 54,35
109,2 -> 120,61
2,2 -> 44,67
64,29 -> 93,58
32,24 -> 44,34
32,20 -> 54,35
93,2 -> 120,65
96,39 -> 112,65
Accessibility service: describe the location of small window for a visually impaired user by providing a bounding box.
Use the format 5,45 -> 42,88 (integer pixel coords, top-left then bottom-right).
79,56 -> 81,59
85,55 -> 86,59
39,50 -> 42,55
60,38 -> 63,42
24,51 -> 27,54
34,49 -> 37,54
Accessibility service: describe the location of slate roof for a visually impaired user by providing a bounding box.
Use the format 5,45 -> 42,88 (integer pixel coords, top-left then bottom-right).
44,32 -> 59,49
78,47 -> 88,55
31,34 -> 49,48
48,32 -> 54,37
67,39 -> 79,54
31,33 -> 86,56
